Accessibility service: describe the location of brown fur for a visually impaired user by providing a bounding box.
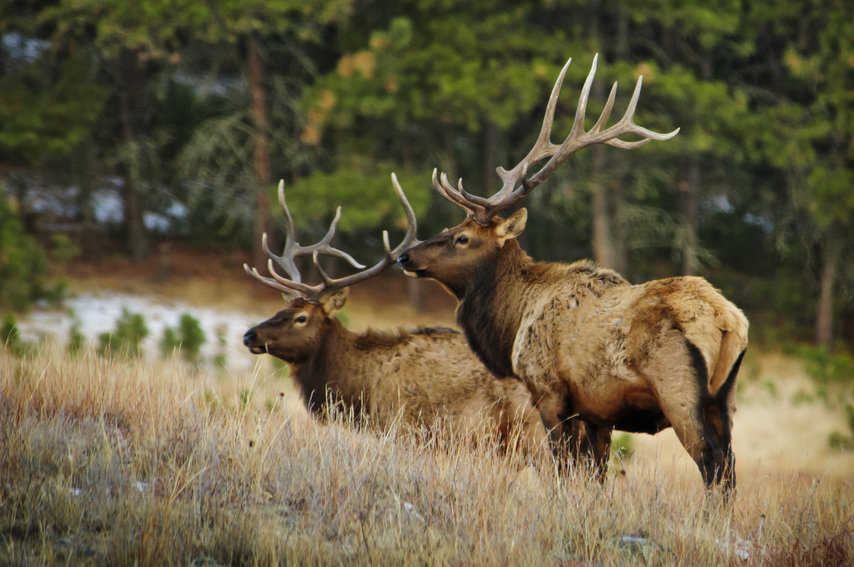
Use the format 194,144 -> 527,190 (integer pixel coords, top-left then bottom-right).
399,214 -> 749,489
243,298 -> 550,460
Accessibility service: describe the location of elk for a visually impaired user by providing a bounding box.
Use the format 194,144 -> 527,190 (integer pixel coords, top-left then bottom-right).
242,178 -> 550,460
397,55 -> 749,490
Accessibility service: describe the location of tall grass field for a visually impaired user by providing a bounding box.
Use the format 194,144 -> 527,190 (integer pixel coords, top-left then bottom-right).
1,339 -> 852,565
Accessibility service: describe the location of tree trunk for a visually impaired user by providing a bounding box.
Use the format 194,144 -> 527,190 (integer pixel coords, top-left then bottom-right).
248,35 -> 272,269
611,178 -> 627,275
815,234 -> 841,346
611,1 -> 629,276
679,159 -> 700,275
590,75 -> 617,268
588,4 -> 617,269
482,119 -> 498,195
591,147 -> 616,268
119,50 -> 147,261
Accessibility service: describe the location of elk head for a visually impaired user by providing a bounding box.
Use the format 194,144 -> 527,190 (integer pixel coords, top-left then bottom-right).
398,204 -> 528,298
243,290 -> 348,362
398,54 -> 679,289
243,175 -> 418,362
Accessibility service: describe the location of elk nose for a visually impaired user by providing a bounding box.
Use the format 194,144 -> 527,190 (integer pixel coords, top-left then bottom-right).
243,329 -> 257,346
397,252 -> 410,265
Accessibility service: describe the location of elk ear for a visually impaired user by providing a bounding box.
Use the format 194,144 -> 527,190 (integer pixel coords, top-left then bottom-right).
318,288 -> 349,316
494,208 -> 527,246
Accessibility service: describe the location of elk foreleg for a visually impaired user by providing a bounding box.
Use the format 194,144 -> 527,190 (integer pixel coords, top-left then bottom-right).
568,419 -> 612,482
535,391 -> 610,479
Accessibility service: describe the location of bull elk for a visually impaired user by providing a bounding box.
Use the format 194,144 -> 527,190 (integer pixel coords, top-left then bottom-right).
242,178 -> 549,460
397,55 -> 749,490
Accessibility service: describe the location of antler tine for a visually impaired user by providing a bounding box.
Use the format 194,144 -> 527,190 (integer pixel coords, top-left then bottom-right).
261,231 -> 301,282
431,168 -> 480,217
428,54 -> 679,224
590,80 -> 618,135
307,172 -> 423,292
524,66 -> 679,190
265,181 -> 366,278
246,174 -> 422,300
489,56 -> 573,206
307,206 -> 367,269
246,178 -> 368,300
243,262 -> 306,297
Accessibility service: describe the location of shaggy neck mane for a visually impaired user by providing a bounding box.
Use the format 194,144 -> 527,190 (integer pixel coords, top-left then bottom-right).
457,240 -> 532,377
455,241 -> 628,378
292,319 -> 358,415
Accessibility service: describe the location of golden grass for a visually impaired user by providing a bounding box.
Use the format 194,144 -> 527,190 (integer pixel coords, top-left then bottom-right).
2,343 -> 852,566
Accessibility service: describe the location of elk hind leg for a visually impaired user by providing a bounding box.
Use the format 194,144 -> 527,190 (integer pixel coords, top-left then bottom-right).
644,335 -> 729,489
703,350 -> 745,492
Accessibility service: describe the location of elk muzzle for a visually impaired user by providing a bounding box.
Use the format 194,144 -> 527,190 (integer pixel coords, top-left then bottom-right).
243,328 -> 267,354
397,250 -> 428,278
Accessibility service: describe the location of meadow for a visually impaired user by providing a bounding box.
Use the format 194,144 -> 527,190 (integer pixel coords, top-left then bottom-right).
1,270 -> 852,566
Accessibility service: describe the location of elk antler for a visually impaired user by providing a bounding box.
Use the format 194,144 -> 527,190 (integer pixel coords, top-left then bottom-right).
243,175 -> 419,300
432,54 -> 680,225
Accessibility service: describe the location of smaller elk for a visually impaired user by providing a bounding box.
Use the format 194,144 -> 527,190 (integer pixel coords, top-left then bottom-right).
397,55 -> 749,490
243,178 -> 549,459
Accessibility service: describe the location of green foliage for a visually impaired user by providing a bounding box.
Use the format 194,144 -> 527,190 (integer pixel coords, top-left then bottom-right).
1,314 -> 26,357
827,405 -> 854,451
283,167 -> 431,234
67,318 -> 85,356
159,327 -> 180,358
160,313 -> 206,362
98,308 -> 149,358
0,53 -> 106,165
0,198 -> 50,310
796,345 -> 854,388
239,388 -> 252,410
611,432 -> 635,461
212,324 -> 228,370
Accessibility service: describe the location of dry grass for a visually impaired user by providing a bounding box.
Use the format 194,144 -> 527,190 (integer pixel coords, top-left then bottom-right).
2,341 -> 852,566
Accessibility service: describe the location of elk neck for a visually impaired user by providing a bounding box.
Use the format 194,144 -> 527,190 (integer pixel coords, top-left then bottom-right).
291,317 -> 369,416
456,240 -> 533,378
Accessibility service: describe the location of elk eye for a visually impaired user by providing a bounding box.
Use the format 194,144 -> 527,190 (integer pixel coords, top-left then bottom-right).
294,315 -> 307,323
455,235 -> 469,245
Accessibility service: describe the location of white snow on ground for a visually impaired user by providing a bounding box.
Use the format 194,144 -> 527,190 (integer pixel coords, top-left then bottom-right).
15,291 -> 270,370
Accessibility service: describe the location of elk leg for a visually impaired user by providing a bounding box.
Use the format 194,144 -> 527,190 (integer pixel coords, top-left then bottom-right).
703,398 -> 735,492
534,392 -> 575,473
569,420 -> 612,481
642,334 -> 728,489
654,388 -> 718,484
703,350 -> 744,494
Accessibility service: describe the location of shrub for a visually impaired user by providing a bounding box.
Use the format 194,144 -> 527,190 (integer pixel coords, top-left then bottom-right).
611,432 -> 635,461
796,345 -> 854,409
159,327 -> 180,358
67,317 -> 85,355
0,198 -> 78,311
0,198 -> 49,310
827,404 -> 854,451
797,345 -> 854,386
159,313 -> 206,362
98,308 -> 149,358
212,324 -> 228,369
1,313 -> 26,356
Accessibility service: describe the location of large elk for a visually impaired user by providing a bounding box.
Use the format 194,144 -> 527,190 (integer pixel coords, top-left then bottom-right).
397,55 -> 749,490
242,179 -> 550,460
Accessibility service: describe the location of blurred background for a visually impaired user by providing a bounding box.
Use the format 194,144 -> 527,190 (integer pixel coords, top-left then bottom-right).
0,0 -> 851,365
